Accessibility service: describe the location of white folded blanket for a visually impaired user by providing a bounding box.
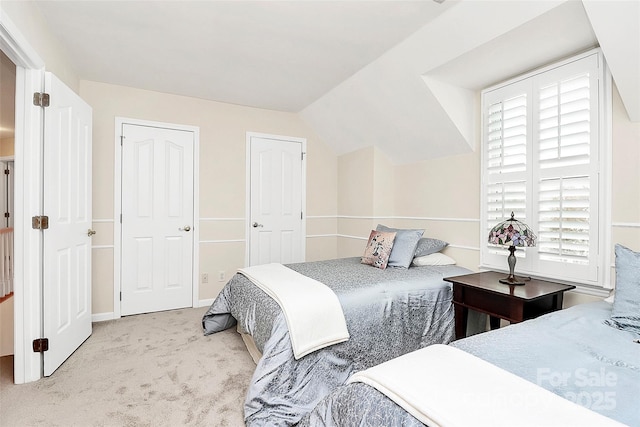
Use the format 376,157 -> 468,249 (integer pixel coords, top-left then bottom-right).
238,263 -> 349,359
349,344 -> 624,427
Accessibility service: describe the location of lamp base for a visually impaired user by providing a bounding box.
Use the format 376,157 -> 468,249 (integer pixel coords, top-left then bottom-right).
501,246 -> 526,285
499,275 -> 526,286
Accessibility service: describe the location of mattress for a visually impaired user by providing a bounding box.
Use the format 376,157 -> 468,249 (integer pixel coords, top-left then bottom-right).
202,257 -> 471,426
299,301 -> 640,426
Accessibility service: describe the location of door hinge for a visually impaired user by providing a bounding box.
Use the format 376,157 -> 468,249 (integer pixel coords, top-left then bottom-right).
120,291 -> 122,301
32,215 -> 49,230
33,92 -> 50,107
301,152 -> 305,161
4,169 -> 9,175
301,212 -> 303,220
33,338 -> 49,353
4,212 -> 9,218
120,135 -> 124,146
120,214 -> 122,223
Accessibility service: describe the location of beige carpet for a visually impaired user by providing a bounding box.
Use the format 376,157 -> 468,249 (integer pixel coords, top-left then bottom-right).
0,307 -> 255,426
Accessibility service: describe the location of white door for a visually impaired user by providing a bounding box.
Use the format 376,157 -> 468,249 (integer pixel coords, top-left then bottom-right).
249,135 -> 304,266
121,124 -> 194,316
43,72 -> 92,376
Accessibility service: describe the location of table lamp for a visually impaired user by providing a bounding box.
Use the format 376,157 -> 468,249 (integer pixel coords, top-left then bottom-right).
488,212 -> 537,285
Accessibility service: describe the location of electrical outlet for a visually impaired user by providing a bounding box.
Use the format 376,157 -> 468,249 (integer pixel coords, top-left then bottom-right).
201,273 -> 208,284
218,271 -> 225,282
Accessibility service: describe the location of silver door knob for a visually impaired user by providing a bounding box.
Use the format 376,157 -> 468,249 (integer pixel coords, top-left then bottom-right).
87,229 -> 96,237
252,222 -> 263,228
179,225 -> 191,232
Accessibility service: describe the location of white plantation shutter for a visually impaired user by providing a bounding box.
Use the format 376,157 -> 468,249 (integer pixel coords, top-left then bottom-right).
487,181 -> 527,225
483,79 -> 531,267
486,95 -> 527,175
538,74 -> 591,169
486,181 -> 527,256
536,70 -> 595,271
485,94 -> 528,247
538,176 -> 591,264
481,50 -> 605,286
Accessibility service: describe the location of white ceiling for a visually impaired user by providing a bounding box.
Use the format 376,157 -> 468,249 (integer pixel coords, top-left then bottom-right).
302,0 -> 605,163
34,0 -> 454,112
17,0 -> 640,163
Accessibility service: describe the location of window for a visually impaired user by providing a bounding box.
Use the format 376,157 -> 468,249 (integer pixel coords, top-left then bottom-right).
481,49 -> 610,287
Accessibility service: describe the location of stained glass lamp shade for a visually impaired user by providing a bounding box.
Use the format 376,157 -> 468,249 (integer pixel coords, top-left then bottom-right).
488,212 -> 537,285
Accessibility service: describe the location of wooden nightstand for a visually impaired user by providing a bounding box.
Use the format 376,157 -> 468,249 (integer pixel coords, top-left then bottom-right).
444,271 -> 575,339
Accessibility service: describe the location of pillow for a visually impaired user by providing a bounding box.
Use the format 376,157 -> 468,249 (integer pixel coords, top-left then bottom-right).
603,244 -> 640,334
361,230 -> 396,270
414,237 -> 449,257
412,252 -> 456,266
376,225 -> 424,268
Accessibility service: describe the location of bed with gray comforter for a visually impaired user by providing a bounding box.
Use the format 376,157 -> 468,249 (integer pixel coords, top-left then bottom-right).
298,300 -> 640,426
202,257 -> 470,426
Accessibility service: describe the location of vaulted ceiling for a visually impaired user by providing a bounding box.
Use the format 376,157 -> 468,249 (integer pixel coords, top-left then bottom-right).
30,0 -> 640,164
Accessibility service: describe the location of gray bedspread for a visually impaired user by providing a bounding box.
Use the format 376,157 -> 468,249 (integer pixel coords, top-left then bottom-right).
298,301 -> 640,427
202,257 -> 470,426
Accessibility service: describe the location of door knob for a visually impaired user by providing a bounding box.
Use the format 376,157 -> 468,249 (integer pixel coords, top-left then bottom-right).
179,225 -> 191,232
87,229 -> 96,237
252,222 -> 263,228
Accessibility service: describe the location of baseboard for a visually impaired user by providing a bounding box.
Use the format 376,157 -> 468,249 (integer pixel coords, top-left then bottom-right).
92,312 -> 115,322
93,301 -> 213,323
198,298 -> 215,308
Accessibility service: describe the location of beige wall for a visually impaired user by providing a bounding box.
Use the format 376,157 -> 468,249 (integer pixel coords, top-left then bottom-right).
0,138 -> 14,157
336,144 -> 481,270
610,86 -> 640,282
0,296 -> 13,356
337,147 -> 373,257
336,146 -> 397,257
80,81 -> 338,315
392,149 -> 481,271
373,148 -> 395,217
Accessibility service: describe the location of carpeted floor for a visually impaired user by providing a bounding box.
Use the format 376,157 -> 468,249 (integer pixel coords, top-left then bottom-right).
0,307 -> 254,426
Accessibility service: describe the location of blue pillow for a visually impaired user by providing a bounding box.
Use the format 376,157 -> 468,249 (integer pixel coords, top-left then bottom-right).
414,237 -> 449,257
376,225 -> 424,268
604,244 -> 640,334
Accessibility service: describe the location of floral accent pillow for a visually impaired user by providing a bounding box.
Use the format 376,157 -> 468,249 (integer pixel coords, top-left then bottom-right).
361,230 -> 396,270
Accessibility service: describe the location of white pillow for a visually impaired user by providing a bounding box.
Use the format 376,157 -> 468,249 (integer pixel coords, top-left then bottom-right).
412,252 -> 456,266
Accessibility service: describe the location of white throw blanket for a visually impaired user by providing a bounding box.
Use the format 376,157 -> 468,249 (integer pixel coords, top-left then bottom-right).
349,344 -> 625,427
238,263 -> 349,359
